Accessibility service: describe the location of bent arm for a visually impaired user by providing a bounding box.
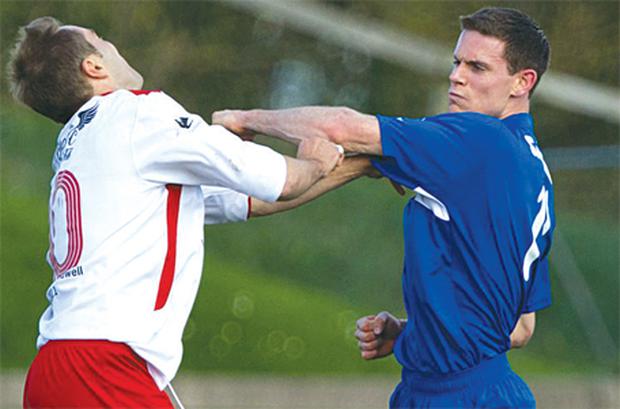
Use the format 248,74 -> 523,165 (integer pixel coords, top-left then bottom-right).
355,312 -> 406,360
278,137 -> 343,200
213,107 -> 382,155
252,156 -> 374,217
510,312 -> 536,349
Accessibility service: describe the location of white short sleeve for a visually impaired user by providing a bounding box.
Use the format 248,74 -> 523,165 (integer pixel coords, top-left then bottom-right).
201,186 -> 249,225
131,92 -> 286,202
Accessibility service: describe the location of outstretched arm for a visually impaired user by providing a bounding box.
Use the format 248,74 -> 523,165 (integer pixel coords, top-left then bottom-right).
212,107 -> 382,155
251,155 -> 375,217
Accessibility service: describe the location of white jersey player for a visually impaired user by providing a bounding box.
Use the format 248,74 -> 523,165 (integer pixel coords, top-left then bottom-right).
43,88 -> 292,389
9,18 -> 375,408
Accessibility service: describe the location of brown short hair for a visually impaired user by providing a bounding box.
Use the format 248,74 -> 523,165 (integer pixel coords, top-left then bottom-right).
7,17 -> 98,123
460,7 -> 550,95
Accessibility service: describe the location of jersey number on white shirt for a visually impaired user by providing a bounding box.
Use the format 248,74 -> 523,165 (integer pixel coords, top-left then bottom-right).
49,170 -> 83,276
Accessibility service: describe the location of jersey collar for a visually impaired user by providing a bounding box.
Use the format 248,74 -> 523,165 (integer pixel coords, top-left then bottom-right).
501,112 -> 534,132
99,89 -> 160,97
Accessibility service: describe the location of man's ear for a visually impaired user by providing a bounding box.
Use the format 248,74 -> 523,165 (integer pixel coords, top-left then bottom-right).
81,53 -> 107,80
512,68 -> 537,98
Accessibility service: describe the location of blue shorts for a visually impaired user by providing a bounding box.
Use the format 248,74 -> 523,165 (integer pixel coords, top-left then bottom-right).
390,354 -> 535,409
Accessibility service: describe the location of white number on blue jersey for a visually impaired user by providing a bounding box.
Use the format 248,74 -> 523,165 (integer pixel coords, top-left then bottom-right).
522,135 -> 552,281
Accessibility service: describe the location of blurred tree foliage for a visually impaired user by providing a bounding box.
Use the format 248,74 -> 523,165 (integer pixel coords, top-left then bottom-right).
2,1 -> 618,146
1,1 -> 618,374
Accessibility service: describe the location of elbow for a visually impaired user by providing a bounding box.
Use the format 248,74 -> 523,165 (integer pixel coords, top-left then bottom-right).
510,327 -> 534,349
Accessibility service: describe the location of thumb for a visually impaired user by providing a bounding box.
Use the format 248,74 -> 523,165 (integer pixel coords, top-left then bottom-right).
372,316 -> 386,335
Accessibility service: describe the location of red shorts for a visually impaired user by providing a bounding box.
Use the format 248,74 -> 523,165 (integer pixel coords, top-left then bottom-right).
23,340 -> 173,409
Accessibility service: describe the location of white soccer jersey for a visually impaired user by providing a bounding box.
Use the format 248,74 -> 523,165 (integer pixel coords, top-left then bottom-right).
38,89 -> 286,388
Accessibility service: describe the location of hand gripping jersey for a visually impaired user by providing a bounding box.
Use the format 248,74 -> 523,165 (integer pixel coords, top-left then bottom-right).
39,89 -> 286,389
372,112 -> 554,375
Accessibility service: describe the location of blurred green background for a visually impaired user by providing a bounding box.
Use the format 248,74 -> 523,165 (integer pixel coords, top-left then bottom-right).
1,0 -> 618,380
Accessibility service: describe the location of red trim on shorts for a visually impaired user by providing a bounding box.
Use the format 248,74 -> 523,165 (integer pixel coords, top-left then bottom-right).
247,196 -> 252,219
154,184 -> 182,311
23,340 -> 173,408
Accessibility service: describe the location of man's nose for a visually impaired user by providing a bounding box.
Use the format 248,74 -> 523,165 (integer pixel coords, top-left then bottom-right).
449,64 -> 466,85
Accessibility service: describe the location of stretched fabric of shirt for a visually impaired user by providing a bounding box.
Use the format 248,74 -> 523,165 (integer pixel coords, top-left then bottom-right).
40,90 -> 286,389
372,112 -> 554,375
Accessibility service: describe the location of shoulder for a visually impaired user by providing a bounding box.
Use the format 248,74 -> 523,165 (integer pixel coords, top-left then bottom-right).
427,112 -> 506,135
111,90 -> 198,127
378,112 -> 505,135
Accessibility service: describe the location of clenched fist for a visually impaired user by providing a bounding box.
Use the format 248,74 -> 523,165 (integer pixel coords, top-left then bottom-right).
297,138 -> 344,177
355,311 -> 404,360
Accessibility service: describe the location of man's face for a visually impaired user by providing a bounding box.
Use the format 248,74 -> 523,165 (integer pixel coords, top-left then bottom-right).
448,30 -> 517,118
63,25 -> 143,90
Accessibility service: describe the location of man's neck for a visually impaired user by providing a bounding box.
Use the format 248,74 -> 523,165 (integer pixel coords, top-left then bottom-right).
499,98 -> 530,119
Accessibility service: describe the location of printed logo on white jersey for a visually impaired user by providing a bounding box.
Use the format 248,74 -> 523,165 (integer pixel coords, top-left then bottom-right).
53,103 -> 99,168
175,116 -> 193,129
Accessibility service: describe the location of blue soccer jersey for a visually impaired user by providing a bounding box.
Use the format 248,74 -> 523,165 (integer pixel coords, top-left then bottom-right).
372,112 -> 554,375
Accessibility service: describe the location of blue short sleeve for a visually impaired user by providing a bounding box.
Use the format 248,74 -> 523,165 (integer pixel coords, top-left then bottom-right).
371,113 -> 499,200
523,257 -> 552,312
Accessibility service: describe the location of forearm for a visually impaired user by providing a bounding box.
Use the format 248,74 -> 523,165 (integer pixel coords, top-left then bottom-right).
279,156 -> 325,201
240,107 -> 336,143
251,156 -> 373,217
238,107 -> 381,155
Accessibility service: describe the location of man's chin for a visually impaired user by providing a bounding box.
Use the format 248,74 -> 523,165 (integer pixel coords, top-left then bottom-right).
448,103 -> 464,113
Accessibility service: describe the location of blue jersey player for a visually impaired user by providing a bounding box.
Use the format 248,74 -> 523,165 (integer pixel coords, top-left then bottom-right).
213,7 -> 553,408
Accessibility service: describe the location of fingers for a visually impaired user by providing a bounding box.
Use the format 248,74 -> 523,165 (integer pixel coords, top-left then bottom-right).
212,110 -> 256,140
371,314 -> 387,335
355,312 -> 398,361
361,350 -> 379,360
211,110 -> 232,127
354,328 -> 377,343
355,326 -> 382,361
355,315 -> 384,359
297,138 -> 344,176
356,315 -> 376,331
358,339 -> 380,352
